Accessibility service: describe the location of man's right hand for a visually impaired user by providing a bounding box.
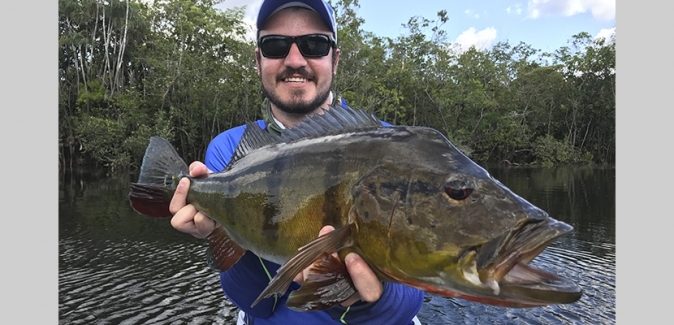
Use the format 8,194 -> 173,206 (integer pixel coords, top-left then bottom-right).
169,161 -> 220,238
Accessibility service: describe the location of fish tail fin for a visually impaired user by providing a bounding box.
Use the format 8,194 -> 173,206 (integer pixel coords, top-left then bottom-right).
128,137 -> 189,218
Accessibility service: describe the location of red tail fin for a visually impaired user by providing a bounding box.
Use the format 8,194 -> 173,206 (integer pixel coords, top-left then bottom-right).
128,183 -> 172,218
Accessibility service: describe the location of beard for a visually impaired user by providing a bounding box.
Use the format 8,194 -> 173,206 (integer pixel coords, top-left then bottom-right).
261,67 -> 333,115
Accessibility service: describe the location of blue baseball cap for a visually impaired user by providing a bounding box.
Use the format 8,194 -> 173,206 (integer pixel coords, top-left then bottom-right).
256,0 -> 338,44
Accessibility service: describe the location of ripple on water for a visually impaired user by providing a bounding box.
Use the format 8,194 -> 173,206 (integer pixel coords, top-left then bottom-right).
60,235 -> 238,324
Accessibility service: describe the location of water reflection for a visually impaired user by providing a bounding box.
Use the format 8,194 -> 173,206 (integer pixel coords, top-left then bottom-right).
59,166 -> 615,324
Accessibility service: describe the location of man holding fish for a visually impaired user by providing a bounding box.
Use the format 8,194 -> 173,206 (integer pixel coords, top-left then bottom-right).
168,0 -> 425,324
127,0 -> 583,324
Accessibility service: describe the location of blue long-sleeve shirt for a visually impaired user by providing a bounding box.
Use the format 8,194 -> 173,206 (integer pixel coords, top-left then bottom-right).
203,119 -> 425,325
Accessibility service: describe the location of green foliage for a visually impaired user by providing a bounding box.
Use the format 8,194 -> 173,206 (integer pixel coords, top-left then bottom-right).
533,134 -> 594,167
59,0 -> 615,173
74,114 -> 130,169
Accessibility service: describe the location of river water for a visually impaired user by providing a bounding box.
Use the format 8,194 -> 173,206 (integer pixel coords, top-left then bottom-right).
59,166 -> 615,324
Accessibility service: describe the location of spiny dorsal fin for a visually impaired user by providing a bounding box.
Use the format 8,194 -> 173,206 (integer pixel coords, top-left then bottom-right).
225,121 -> 280,171
225,106 -> 382,170
280,105 -> 382,142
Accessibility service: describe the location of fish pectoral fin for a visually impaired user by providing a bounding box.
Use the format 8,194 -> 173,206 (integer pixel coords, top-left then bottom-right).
251,224 -> 354,308
286,252 -> 356,311
205,227 -> 247,272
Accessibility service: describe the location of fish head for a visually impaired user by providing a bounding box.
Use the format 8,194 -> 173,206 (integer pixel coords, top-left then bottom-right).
348,126 -> 582,307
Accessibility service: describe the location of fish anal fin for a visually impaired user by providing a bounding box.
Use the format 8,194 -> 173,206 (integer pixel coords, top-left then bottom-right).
205,227 -> 247,272
251,224 -> 354,308
286,252 -> 356,311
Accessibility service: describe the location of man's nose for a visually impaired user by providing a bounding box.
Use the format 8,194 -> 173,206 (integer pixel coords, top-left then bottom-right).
284,43 -> 307,68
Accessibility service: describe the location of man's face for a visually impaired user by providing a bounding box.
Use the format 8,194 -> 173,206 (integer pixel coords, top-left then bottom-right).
256,8 -> 340,115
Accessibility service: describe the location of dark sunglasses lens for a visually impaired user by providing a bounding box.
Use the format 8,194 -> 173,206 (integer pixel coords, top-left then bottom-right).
298,35 -> 332,57
260,35 -> 333,58
260,37 -> 291,58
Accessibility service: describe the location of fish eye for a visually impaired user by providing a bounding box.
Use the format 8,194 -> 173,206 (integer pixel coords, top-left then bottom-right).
445,187 -> 473,200
444,179 -> 474,200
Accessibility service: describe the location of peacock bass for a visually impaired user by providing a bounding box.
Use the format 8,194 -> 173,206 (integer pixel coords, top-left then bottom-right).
128,105 -> 582,311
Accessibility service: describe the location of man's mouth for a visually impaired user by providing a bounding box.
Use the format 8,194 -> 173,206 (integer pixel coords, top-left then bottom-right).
283,77 -> 309,83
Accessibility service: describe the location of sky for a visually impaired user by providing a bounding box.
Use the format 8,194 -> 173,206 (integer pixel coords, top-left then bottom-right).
214,0 -> 616,53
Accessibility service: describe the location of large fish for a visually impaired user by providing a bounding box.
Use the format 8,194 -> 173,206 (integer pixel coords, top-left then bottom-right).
128,105 -> 582,311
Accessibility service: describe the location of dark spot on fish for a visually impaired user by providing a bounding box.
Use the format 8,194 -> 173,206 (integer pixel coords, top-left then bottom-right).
364,211 -> 369,219
360,201 -> 364,207
407,217 -> 413,225
354,190 -> 361,198
409,180 -> 435,196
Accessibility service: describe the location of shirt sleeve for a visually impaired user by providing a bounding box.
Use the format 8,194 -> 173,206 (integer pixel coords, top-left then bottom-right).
326,282 -> 424,325
219,251 -> 284,318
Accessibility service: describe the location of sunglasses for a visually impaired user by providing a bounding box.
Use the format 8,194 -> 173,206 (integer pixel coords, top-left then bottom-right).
258,34 -> 336,58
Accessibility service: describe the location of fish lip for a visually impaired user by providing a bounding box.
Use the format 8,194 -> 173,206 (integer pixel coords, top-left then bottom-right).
475,217 -> 573,278
462,217 -> 582,304
498,260 -> 583,305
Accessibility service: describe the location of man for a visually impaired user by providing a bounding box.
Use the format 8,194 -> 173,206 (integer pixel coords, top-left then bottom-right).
169,0 -> 424,324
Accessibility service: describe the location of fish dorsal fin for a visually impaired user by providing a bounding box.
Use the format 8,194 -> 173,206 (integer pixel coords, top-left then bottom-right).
280,105 -> 382,142
225,121 -> 280,171
225,106 -> 381,170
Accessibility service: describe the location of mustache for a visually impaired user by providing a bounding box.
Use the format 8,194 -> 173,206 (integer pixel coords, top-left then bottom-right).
278,68 -> 314,81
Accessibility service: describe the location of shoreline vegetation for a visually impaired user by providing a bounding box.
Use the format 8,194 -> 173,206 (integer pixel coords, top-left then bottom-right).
59,0 -> 615,173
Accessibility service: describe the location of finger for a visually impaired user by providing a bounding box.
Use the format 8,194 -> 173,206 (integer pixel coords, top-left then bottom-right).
169,178 -> 191,215
170,204 -> 199,235
189,162 -> 211,178
344,252 -> 382,303
294,266 -> 306,284
194,212 -> 220,238
319,225 -> 335,236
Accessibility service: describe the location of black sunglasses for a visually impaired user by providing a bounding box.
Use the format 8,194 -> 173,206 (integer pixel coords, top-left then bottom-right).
258,34 -> 336,59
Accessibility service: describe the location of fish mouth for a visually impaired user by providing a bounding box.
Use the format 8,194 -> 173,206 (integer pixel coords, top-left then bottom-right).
458,217 -> 582,307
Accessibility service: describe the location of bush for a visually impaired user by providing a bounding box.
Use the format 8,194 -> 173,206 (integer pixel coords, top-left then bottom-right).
533,134 -> 593,167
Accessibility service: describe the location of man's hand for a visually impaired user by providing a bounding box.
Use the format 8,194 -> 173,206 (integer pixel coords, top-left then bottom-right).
169,161 -> 220,238
293,226 -> 383,307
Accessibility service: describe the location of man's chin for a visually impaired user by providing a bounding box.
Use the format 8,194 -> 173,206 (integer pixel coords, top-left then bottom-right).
264,82 -> 332,115
271,95 -> 329,115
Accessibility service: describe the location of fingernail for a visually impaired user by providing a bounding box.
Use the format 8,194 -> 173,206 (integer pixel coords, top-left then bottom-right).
345,253 -> 357,265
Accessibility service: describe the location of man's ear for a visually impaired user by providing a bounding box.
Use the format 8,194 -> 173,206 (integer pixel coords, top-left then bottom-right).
333,48 -> 340,75
255,48 -> 262,75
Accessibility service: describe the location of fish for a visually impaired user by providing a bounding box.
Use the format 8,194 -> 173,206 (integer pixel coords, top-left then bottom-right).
128,105 -> 582,311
